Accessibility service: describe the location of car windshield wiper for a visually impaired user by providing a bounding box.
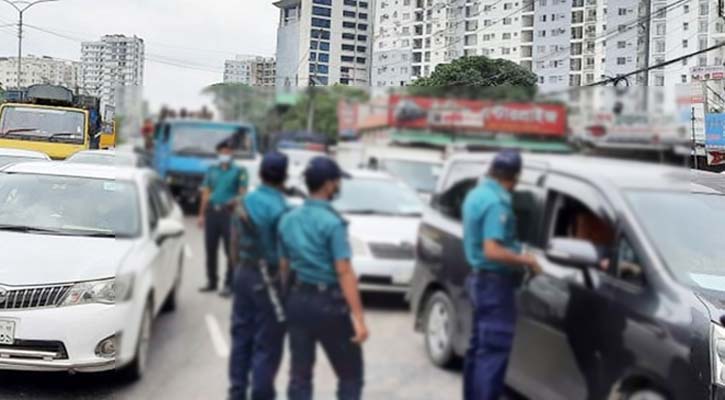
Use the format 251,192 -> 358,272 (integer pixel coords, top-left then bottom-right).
174,147 -> 214,156
341,209 -> 398,216
0,128 -> 39,137
48,132 -> 82,142
0,224 -> 69,235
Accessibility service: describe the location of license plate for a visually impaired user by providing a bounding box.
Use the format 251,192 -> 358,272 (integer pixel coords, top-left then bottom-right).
0,320 -> 15,345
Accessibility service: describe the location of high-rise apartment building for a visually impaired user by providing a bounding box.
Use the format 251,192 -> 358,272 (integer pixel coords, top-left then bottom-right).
223,55 -> 276,86
0,55 -> 81,89
80,34 -> 145,107
274,0 -> 373,87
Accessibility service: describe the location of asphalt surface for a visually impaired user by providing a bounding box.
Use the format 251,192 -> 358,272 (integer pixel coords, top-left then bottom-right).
0,217 -> 462,400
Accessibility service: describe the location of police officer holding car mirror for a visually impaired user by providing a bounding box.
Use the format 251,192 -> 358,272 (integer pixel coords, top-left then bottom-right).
461,149 -> 542,400
278,156 -> 368,400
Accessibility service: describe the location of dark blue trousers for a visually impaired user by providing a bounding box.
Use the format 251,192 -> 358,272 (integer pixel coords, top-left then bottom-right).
229,267 -> 285,400
463,273 -> 517,400
285,284 -> 364,400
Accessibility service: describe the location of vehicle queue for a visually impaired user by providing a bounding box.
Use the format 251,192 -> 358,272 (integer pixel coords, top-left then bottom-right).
1,105 -> 725,400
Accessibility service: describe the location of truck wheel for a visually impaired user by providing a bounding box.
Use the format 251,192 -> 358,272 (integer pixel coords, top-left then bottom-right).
424,291 -> 456,368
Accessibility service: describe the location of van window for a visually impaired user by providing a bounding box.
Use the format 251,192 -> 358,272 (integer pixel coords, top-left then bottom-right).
512,185 -> 544,246
436,177 -> 477,220
616,236 -> 645,286
442,161 -> 487,192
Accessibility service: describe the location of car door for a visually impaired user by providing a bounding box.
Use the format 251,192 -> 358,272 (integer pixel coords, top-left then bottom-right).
145,181 -> 174,310
512,174 -> 618,400
152,178 -> 184,288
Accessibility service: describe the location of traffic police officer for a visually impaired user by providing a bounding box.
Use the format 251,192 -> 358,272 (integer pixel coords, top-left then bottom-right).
461,149 -> 541,400
228,152 -> 289,400
277,157 -> 368,400
198,141 -> 248,296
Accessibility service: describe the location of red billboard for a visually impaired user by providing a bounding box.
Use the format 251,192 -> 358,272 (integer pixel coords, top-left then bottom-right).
388,95 -> 568,137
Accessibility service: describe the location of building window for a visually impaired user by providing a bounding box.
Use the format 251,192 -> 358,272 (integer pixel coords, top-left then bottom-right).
682,39 -> 688,48
504,3 -> 512,9
655,75 -> 664,86
699,2 -> 708,15
655,40 -> 665,53
343,10 -> 356,18
681,74 -> 687,83
618,8 -> 627,15
617,57 -> 626,65
655,23 -> 665,35
313,0 -> 332,5
683,4 -> 689,13
343,21 -> 356,29
313,6 -> 332,17
311,18 -> 331,28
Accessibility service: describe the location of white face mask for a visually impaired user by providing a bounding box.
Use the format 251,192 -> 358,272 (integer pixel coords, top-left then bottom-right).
219,154 -> 232,164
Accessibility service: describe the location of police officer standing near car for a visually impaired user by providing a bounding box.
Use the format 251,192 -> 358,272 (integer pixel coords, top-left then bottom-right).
228,152 -> 289,400
461,149 -> 542,400
278,157 -> 368,400
198,141 -> 248,297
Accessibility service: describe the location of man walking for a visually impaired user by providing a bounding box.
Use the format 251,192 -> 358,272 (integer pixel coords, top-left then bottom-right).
228,152 -> 289,400
198,141 -> 248,296
278,157 -> 368,400
461,149 -> 541,400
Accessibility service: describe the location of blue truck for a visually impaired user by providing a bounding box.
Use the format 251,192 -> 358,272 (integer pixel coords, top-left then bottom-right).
153,119 -> 259,209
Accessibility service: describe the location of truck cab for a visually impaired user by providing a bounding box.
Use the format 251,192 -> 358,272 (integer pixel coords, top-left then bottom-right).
0,85 -> 112,160
153,119 -> 259,207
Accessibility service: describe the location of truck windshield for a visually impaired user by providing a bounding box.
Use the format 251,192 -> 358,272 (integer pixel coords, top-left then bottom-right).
0,106 -> 86,144
171,126 -> 253,157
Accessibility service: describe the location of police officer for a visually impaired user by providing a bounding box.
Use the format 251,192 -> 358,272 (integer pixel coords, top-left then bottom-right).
277,157 -> 368,400
461,149 -> 541,400
228,152 -> 289,400
198,141 -> 249,296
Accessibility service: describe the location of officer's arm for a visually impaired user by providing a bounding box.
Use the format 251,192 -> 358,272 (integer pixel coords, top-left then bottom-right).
332,223 -> 368,343
238,168 -> 249,196
482,203 -> 535,269
198,173 -> 211,220
484,240 -> 534,269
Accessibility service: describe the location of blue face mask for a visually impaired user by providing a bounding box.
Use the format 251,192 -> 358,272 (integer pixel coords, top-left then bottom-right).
219,154 -> 232,164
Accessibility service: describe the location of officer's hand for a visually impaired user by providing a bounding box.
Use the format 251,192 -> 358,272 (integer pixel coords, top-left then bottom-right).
523,254 -> 543,275
351,316 -> 369,344
197,215 -> 205,229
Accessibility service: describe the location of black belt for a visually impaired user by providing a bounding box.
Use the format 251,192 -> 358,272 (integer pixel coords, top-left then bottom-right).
208,204 -> 230,212
293,280 -> 340,293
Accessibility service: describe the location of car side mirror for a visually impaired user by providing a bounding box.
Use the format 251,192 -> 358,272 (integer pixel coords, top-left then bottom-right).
546,238 -> 600,268
155,218 -> 183,245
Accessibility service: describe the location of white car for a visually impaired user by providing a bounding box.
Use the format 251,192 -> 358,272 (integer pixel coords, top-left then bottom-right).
66,149 -> 152,169
334,170 -> 424,293
0,162 -> 185,380
0,148 -> 50,168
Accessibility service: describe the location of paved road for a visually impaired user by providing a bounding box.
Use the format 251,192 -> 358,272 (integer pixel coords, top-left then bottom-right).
0,217 -> 462,400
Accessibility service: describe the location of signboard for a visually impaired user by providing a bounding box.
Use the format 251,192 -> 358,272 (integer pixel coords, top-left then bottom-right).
691,66 -> 725,81
388,95 -> 568,137
705,113 -> 725,150
337,100 -> 358,138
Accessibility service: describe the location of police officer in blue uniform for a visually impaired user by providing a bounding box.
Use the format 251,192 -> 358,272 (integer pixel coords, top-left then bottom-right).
278,157 -> 368,400
228,152 -> 289,400
461,149 -> 541,400
198,141 -> 249,296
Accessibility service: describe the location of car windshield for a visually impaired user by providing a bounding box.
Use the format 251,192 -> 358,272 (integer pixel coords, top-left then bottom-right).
380,159 -> 441,194
334,178 -> 424,216
0,173 -> 140,237
627,190 -> 725,289
0,155 -> 43,168
67,152 -> 136,166
170,125 -> 253,157
0,106 -> 86,144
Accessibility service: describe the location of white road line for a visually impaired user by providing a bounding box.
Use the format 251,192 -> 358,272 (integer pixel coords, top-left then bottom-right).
205,314 -> 230,359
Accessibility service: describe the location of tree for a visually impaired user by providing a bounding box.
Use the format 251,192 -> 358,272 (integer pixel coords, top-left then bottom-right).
202,83 -> 275,130
408,56 -> 538,101
280,85 -> 369,137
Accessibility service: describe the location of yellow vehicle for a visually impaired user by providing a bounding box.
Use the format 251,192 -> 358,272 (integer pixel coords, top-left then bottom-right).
0,85 -> 114,160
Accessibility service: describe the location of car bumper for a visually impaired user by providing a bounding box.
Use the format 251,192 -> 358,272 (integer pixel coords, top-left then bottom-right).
352,257 -> 415,293
0,302 -> 139,373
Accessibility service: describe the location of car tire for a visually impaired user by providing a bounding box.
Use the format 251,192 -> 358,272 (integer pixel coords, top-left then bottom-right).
423,291 -> 456,368
161,256 -> 183,313
624,389 -> 667,400
120,301 -> 153,382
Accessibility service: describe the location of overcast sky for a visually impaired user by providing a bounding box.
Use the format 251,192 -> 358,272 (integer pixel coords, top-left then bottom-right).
0,0 -> 278,112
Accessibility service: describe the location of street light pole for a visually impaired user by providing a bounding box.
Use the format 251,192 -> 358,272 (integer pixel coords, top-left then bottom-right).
0,0 -> 59,88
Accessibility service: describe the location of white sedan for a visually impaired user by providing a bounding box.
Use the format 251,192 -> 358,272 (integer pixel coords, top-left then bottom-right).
0,162 -> 185,380
334,170 -> 424,293
0,148 -> 50,168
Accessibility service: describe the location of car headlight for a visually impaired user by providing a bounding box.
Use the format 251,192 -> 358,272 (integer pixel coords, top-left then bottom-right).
711,323 -> 725,386
350,236 -> 370,257
61,275 -> 134,307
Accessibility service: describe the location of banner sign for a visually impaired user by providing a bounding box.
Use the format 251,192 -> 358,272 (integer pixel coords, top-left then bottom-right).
388,95 -> 568,137
705,113 -> 725,150
691,66 -> 725,81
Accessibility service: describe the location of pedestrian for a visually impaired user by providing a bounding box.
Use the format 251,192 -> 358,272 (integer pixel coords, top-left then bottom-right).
278,157 -> 368,400
197,140 -> 248,297
228,152 -> 289,400
461,149 -> 542,400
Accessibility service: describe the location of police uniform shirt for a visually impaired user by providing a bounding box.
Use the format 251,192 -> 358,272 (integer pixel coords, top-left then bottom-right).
277,199 -> 351,285
462,178 -> 522,273
236,185 -> 288,265
202,163 -> 249,206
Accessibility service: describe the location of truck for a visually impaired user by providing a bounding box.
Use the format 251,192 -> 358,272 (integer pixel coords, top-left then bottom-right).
0,84 -> 115,159
153,118 -> 260,209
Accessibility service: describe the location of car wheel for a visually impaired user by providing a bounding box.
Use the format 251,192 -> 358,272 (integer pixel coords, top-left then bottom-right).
624,389 -> 667,400
162,256 -> 183,313
424,291 -> 456,368
120,302 -> 152,381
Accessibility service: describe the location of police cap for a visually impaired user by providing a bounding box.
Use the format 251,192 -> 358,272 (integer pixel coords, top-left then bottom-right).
491,149 -> 522,175
260,152 -> 289,182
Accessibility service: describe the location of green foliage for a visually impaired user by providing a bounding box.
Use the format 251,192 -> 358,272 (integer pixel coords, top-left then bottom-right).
409,56 -> 538,101
281,85 -> 369,137
202,83 -> 275,132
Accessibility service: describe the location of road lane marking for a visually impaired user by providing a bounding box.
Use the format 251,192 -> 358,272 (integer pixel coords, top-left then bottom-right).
205,314 -> 230,359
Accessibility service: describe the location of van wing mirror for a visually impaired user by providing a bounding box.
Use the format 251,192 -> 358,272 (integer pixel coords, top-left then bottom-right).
546,238 -> 600,268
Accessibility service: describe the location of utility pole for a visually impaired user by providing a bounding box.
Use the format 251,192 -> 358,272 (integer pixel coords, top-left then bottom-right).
640,0 -> 651,110
306,29 -> 320,134
1,0 -> 59,88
